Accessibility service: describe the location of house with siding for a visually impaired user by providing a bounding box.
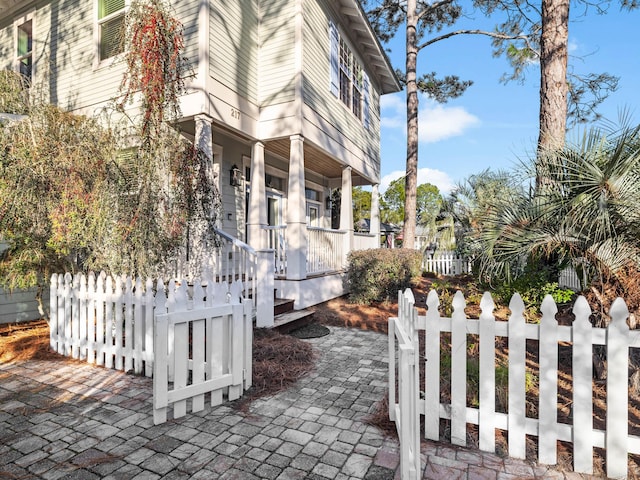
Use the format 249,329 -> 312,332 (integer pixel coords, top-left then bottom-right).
0,0 -> 400,324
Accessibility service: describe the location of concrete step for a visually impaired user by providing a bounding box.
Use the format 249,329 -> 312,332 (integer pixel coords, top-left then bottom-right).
273,309 -> 315,334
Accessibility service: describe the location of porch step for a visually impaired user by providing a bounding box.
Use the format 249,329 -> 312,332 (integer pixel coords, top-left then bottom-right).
273,308 -> 315,334
274,298 -> 295,316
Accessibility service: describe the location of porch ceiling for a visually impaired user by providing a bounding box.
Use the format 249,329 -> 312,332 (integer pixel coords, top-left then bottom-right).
264,139 -> 369,186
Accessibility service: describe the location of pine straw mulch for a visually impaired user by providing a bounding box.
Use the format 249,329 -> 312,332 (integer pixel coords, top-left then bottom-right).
0,319 -> 64,364
232,327 -> 315,412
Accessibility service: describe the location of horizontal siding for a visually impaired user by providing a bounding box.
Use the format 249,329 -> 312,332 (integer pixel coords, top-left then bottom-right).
46,0 -> 121,111
210,0 -> 258,103
0,241 -> 43,324
173,1 -> 199,74
0,1 -> 199,114
0,287 -> 43,324
302,0 -> 381,168
258,0 -> 296,106
0,18 -> 12,71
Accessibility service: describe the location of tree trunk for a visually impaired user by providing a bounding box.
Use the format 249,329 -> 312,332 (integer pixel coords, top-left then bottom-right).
404,0 -> 418,249
538,0 -> 569,153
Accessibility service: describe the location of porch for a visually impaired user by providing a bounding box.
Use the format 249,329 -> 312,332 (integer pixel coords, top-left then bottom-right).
182,118 -> 385,327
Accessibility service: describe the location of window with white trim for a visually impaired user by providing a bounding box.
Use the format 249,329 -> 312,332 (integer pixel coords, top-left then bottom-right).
15,15 -> 33,84
97,0 -> 126,61
329,19 -> 370,128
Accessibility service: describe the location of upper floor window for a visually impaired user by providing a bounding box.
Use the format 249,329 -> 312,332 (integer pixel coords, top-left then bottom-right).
15,16 -> 33,84
98,0 -> 126,61
329,19 -> 370,129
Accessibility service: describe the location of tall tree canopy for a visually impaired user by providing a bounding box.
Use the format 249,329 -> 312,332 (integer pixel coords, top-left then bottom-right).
381,178 -> 443,227
360,0 -> 635,245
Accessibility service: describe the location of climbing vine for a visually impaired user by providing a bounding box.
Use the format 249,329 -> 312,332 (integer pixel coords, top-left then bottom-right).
118,0 -> 188,141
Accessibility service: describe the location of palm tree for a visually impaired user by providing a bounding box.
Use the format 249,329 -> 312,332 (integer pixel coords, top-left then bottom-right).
478,122 -> 640,302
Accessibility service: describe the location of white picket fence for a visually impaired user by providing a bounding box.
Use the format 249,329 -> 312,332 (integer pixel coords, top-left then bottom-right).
153,279 -> 252,424
422,251 -> 471,276
390,288 -> 640,479
49,272 -> 252,423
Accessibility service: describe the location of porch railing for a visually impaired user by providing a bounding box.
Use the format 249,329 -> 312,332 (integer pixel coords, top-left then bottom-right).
263,226 -> 287,277
353,232 -> 379,250
307,227 -> 346,275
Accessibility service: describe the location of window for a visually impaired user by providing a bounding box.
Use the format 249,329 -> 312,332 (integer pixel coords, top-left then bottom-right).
306,204 -> 319,227
15,16 -> 33,84
329,19 -> 370,127
98,0 -> 126,61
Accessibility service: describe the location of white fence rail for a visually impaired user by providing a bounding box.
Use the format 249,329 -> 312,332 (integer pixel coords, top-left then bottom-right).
49,272 -> 247,377
390,288 -> 640,479
153,280 -> 252,424
422,251 -> 471,276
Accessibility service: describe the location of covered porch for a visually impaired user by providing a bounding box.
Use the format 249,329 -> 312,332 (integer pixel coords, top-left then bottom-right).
246,135 -> 383,309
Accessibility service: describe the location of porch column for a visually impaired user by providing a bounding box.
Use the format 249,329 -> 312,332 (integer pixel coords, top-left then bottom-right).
191,114 -> 215,275
340,166 -> 353,263
247,141 -> 266,249
286,134 -> 307,280
370,184 -> 381,246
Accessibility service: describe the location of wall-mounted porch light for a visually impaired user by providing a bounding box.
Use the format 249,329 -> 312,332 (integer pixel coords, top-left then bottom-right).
230,165 -> 242,187
325,196 -> 332,210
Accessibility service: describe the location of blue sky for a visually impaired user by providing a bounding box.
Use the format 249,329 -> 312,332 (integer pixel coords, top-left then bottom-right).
376,5 -> 640,195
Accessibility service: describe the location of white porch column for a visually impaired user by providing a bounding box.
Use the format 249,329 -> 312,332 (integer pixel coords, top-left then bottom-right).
286,135 -> 307,280
340,167 -> 353,262
247,141 -> 266,249
190,114 -> 215,275
370,184 -> 380,245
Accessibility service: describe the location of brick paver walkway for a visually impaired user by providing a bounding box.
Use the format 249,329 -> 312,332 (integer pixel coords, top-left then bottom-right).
0,326 -> 599,479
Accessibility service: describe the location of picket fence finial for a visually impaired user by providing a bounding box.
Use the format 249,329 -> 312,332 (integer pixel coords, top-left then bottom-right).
610,297 -> 630,326
480,291 -> 495,313
426,289 -> 440,311
508,292 -> 525,317
452,290 -> 466,312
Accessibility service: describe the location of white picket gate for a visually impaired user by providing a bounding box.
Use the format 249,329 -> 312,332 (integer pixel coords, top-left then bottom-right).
153,279 -> 252,425
49,271 -> 252,424
390,288 -> 640,479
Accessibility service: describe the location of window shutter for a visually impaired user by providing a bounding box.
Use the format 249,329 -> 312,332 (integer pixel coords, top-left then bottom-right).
363,71 -> 370,129
99,0 -> 125,19
329,19 -> 339,97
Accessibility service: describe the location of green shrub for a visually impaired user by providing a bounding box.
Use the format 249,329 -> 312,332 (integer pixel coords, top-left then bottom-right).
347,248 -> 422,304
493,264 -> 575,316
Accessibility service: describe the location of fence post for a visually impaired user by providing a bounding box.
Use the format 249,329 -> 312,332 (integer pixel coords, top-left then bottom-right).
424,290 -> 441,440
606,298 -> 629,479
450,291 -> 467,447
508,293 -> 527,459
572,296 -> 593,474
256,249 -> 275,328
538,295 -> 559,465
478,292 -> 496,452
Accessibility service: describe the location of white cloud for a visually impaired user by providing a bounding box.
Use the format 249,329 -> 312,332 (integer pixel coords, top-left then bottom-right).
379,168 -> 455,196
380,93 -> 480,143
418,103 -> 480,143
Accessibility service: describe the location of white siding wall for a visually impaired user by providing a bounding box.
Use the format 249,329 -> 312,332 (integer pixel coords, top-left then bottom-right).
302,0 -> 382,175
0,17 -> 13,70
210,0 -> 258,103
0,287 -> 43,324
0,242 -> 43,324
258,0 -> 296,106
0,1 -> 199,114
